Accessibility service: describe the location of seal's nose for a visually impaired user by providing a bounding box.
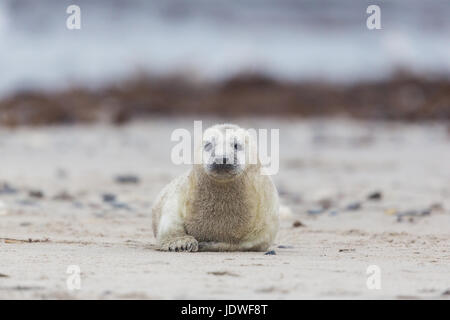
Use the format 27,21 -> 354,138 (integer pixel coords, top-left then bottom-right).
211,162 -> 235,172
215,157 -> 230,165
211,157 -> 235,172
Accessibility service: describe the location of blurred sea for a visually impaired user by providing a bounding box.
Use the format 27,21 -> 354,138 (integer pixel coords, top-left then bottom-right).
0,0 -> 449,97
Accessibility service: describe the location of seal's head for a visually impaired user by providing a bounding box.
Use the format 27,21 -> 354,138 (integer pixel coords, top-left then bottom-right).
198,124 -> 256,181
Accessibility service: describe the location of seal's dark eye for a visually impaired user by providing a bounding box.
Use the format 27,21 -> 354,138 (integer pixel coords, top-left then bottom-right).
204,142 -> 213,151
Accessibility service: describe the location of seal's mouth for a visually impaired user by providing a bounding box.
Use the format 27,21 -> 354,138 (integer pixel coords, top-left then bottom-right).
205,163 -> 242,180
210,163 -> 235,172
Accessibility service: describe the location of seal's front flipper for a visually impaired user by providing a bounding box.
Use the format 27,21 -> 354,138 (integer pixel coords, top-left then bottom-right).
159,236 -> 199,252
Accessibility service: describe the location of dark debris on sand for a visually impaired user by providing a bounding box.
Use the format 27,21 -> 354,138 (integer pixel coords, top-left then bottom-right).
1,72 -> 449,126
114,175 -> 140,184
292,220 -> 305,228
28,190 -> 44,199
367,191 -> 382,201
0,183 -> 18,195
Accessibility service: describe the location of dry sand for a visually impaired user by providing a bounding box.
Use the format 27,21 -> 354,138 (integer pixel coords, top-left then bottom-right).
0,118 -> 449,299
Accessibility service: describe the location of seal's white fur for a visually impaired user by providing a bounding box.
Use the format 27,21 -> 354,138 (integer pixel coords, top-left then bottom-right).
152,124 -> 279,252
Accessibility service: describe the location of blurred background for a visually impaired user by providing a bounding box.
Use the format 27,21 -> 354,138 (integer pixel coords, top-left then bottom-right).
1,1 -> 450,300
0,0 -> 449,125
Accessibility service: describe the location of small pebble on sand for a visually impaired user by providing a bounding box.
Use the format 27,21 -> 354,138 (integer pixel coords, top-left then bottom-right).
53,191 -> 74,201
102,193 -> 117,202
346,202 -> 361,211
29,190 -> 44,198
385,208 -> 397,215
430,203 -> 444,212
114,175 -> 140,184
0,183 -> 18,195
307,208 -> 325,215
292,220 -> 305,228
264,250 -> 276,255
367,191 -> 382,200
277,245 -> 294,249
317,198 -> 333,209
396,208 -> 432,222
110,202 -> 131,210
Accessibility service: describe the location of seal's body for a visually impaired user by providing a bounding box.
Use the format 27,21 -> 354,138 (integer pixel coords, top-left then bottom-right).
152,124 -> 279,252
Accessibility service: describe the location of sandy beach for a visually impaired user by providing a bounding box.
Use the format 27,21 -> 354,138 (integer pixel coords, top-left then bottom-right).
0,118 -> 449,299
